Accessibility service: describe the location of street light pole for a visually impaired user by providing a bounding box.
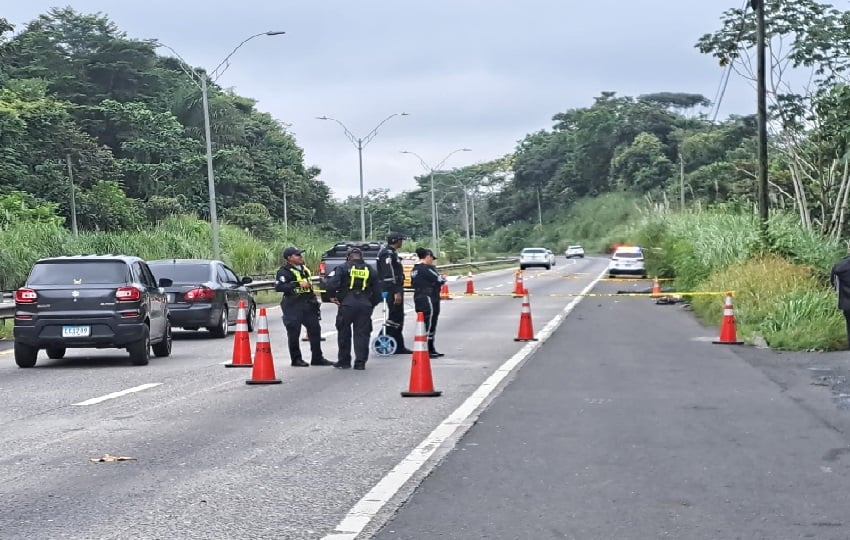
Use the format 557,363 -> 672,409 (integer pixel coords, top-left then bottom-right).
317,113 -> 409,242
154,31 -> 285,260
199,74 -> 220,259
400,148 -> 471,255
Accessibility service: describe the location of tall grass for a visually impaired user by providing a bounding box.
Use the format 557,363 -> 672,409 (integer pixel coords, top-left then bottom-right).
0,215 -> 338,289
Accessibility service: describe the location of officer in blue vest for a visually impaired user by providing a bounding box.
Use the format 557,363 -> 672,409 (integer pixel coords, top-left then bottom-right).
275,247 -> 334,367
324,247 -> 381,370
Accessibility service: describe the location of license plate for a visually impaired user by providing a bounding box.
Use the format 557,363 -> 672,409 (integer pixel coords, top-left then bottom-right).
62,325 -> 91,338
167,293 -> 175,303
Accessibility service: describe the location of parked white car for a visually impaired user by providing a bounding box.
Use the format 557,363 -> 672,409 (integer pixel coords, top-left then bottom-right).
565,245 -> 585,258
607,245 -> 646,277
519,247 -> 552,270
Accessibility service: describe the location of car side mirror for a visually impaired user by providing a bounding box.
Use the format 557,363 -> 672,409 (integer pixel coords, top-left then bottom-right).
158,278 -> 173,287
241,276 -> 253,285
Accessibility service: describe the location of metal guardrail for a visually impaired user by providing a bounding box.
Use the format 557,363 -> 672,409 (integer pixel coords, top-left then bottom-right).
0,258 -> 519,321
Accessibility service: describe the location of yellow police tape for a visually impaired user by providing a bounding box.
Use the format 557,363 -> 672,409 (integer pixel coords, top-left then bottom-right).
445,290 -> 733,298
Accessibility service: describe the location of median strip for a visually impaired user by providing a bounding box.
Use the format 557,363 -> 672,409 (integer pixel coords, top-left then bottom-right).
73,383 -> 162,406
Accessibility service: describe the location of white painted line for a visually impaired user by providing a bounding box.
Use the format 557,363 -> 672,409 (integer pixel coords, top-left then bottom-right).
73,383 -> 162,406
0,348 -> 13,356
322,267 -> 608,540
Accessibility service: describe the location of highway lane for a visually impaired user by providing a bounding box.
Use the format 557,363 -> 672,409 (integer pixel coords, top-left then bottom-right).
0,256 -> 610,539
372,278 -> 850,540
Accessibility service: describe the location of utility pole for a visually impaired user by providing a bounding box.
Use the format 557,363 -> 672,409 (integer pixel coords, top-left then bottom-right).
65,154 -> 78,236
679,151 -> 685,210
282,179 -> 288,235
754,0 -> 769,237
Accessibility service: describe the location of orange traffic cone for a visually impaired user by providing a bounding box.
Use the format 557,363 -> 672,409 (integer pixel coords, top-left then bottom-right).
465,271 -> 475,295
246,308 -> 282,384
440,281 -> 452,301
514,293 -> 538,342
512,270 -> 525,297
225,300 -> 252,368
401,312 -> 442,397
650,277 -> 662,297
713,292 -> 744,345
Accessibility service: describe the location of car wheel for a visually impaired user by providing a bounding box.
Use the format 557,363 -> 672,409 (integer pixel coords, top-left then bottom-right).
152,321 -> 172,358
520,265 -> 526,270
545,265 -> 551,270
46,347 -> 66,360
246,302 -> 257,332
208,307 -> 228,338
128,325 -> 150,366
14,342 -> 38,368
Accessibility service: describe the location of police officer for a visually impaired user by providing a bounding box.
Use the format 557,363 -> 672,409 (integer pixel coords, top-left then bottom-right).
275,247 -> 334,367
411,247 -> 446,359
376,231 -> 413,354
831,251 -> 850,348
324,247 -> 381,370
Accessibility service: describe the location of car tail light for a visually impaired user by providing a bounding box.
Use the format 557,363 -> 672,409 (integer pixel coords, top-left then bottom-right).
318,261 -> 326,276
119,309 -> 141,318
15,288 -> 38,304
184,287 -> 215,302
116,286 -> 142,302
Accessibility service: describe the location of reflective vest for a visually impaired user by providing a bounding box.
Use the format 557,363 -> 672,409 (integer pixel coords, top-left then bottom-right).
349,264 -> 370,291
290,267 -> 313,295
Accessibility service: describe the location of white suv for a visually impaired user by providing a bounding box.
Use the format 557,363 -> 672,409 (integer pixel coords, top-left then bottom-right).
608,246 -> 646,278
519,247 -> 552,270
565,245 -> 585,258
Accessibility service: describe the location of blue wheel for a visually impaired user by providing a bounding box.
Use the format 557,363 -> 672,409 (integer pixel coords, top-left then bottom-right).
371,334 -> 397,356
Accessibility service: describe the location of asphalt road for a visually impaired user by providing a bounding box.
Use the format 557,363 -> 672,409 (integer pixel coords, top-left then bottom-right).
371,279 -> 850,540
0,256 -> 605,540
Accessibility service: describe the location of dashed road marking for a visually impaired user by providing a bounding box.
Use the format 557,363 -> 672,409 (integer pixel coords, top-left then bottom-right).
73,383 -> 162,406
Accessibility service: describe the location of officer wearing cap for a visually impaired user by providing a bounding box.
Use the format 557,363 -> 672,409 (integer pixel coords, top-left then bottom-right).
376,231 -> 413,354
323,247 -> 381,370
411,247 -> 447,358
274,247 -> 333,367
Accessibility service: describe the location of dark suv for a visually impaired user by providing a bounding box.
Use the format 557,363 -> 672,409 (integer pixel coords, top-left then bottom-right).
13,255 -> 173,368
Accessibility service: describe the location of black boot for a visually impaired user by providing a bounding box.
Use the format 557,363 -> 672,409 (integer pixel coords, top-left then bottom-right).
389,329 -> 412,354
428,338 -> 444,358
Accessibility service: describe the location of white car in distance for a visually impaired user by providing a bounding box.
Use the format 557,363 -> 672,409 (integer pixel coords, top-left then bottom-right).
519,247 -> 552,270
565,245 -> 585,258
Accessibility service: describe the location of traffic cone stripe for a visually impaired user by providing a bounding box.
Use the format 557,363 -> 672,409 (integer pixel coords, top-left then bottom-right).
465,271 -> 475,295
225,300 -> 252,368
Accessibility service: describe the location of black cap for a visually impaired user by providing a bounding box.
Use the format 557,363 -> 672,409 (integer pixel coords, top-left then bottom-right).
387,231 -> 404,243
283,246 -> 304,259
347,247 -> 363,258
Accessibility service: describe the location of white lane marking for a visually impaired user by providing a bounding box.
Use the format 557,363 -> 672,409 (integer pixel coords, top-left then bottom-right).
0,349 -> 13,356
322,267 -> 608,540
73,383 -> 162,406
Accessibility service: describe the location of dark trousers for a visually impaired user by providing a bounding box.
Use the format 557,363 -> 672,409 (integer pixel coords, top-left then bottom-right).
336,302 -> 374,366
844,310 -> 850,348
414,295 -> 441,353
386,296 -> 407,347
282,302 -> 323,364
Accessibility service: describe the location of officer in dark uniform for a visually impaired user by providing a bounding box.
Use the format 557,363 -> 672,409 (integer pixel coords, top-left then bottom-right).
274,246 -> 334,367
831,252 -> 850,348
376,231 -> 412,354
411,247 -> 446,359
324,247 -> 381,370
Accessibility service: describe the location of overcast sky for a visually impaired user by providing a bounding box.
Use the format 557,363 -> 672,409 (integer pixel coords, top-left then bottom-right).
5,1 -> 754,200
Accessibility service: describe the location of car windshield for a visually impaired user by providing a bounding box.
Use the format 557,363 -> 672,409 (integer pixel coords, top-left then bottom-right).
614,252 -> 643,259
28,261 -> 129,285
149,263 -> 211,284
522,249 -> 546,254
568,245 -> 583,250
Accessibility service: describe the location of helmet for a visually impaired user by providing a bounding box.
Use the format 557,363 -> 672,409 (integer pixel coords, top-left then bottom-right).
386,231 -> 404,245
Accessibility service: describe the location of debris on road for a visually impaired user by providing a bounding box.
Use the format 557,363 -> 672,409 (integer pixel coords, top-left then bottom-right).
90,454 -> 136,463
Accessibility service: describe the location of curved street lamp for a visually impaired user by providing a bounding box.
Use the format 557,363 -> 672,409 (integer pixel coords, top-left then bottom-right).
154,31 -> 285,260
400,148 -> 471,254
317,113 -> 409,242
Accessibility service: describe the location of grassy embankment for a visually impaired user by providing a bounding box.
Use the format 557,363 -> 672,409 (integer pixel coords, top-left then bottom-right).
551,194 -> 846,351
